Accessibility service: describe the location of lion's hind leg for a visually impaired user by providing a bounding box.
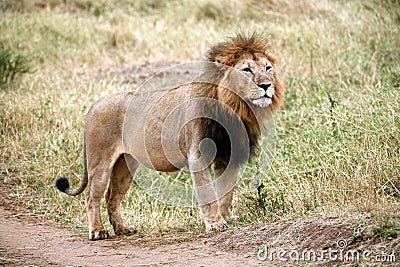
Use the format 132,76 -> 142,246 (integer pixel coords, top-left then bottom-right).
106,154 -> 138,236
86,163 -> 112,241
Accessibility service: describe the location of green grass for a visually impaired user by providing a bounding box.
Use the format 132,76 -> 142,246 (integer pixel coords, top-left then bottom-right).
0,44 -> 32,90
373,215 -> 400,238
1,0 -> 399,235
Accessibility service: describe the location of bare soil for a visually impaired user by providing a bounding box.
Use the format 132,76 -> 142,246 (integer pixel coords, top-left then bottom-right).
1,202 -> 399,267
0,207 -> 265,267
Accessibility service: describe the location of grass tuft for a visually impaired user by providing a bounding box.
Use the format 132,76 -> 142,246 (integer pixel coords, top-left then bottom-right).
0,44 -> 32,90
373,215 -> 400,239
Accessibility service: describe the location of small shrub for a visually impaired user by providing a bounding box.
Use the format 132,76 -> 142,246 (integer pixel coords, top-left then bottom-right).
197,2 -> 222,20
0,45 -> 31,90
135,0 -> 166,14
373,216 -> 400,238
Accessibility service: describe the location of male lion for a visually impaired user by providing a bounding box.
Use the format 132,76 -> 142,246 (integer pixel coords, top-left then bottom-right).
56,33 -> 284,240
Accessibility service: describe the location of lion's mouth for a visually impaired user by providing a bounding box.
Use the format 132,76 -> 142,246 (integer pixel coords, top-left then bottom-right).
251,86 -> 274,107
251,96 -> 272,107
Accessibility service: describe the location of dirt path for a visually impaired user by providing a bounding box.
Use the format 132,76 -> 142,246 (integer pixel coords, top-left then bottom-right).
1,204 -> 399,266
0,207 -> 263,266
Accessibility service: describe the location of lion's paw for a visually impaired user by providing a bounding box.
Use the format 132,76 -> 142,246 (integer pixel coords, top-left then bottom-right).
224,215 -> 239,222
89,229 -> 109,241
205,219 -> 229,232
221,211 -> 239,222
115,226 -> 138,236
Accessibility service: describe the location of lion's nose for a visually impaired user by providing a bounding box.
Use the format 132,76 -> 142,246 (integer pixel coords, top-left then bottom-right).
259,83 -> 272,92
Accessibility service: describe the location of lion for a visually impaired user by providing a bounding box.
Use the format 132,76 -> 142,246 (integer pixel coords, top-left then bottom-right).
56,33 -> 284,240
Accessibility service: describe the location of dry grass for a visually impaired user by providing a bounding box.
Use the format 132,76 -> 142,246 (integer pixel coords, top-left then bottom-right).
1,0 -> 399,235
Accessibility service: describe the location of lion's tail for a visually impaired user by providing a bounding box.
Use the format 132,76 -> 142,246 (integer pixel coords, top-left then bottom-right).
55,139 -> 88,196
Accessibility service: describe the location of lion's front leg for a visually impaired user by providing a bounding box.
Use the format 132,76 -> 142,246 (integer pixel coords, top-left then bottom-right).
214,161 -> 239,222
185,116 -> 228,231
189,167 -> 228,231
187,137 -> 227,231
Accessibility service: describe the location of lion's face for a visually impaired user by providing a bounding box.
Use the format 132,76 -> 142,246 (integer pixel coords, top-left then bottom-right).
208,34 -> 283,112
231,55 -> 276,108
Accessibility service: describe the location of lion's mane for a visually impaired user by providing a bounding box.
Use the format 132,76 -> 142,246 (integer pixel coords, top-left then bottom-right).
192,33 -> 284,166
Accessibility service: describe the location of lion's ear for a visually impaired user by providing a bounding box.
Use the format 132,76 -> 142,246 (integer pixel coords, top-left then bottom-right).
266,52 -> 280,66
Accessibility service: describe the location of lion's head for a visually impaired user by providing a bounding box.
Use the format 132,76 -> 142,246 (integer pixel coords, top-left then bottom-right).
206,33 -> 284,114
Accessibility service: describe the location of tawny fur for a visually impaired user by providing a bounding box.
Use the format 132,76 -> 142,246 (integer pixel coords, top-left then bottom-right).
56,33 -> 284,240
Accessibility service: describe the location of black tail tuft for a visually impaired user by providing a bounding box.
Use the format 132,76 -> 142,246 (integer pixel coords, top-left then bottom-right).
55,177 -> 70,193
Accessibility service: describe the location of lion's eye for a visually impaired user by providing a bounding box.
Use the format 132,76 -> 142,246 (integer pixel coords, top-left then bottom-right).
266,65 -> 272,72
242,67 -> 253,74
